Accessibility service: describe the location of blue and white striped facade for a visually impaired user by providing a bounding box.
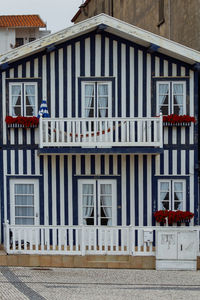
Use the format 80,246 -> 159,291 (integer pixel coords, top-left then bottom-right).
0,16 -> 199,242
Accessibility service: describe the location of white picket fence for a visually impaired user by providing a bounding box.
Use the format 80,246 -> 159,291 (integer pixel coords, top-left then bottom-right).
39,116 -> 163,148
4,221 -> 200,256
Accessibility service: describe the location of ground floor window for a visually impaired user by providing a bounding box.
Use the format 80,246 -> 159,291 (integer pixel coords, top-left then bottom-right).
158,179 -> 186,211
10,179 -> 39,225
78,179 -> 116,226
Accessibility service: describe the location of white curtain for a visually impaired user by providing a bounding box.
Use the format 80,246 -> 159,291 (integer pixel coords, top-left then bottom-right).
173,84 -> 183,114
12,85 -> 21,116
15,184 -> 34,225
82,184 -> 94,225
25,85 -> 36,106
85,85 -> 94,117
98,85 -> 108,117
101,184 -> 112,226
160,182 -> 169,210
174,182 -> 183,210
159,84 -> 169,115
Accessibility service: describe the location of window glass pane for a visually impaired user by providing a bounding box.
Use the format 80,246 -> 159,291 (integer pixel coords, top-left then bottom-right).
100,184 -> 112,195
161,201 -> 169,210
160,182 -> 169,191
82,195 -> 94,206
159,95 -> 168,104
12,85 -> 21,96
15,218 -> 34,225
98,84 -> 108,96
174,201 -> 183,210
173,84 -> 183,94
25,85 -> 35,96
85,84 -> 94,96
13,106 -> 21,116
174,182 -> 183,191
15,207 -> 34,217
26,106 -> 34,116
15,184 -> 34,194
15,195 -> 34,206
160,192 -> 169,201
82,184 -> 93,194
159,84 -> 169,95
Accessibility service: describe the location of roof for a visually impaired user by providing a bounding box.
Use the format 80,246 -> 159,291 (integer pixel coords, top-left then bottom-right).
0,14 -> 200,66
0,15 -> 46,28
71,0 -> 91,23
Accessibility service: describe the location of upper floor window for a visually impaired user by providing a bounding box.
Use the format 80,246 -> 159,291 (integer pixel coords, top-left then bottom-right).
158,179 -> 186,211
81,81 -> 112,118
15,38 -> 24,47
157,81 -> 186,116
9,82 -> 37,117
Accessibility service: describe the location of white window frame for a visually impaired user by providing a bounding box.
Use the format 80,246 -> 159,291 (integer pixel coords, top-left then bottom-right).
158,179 -> 186,211
78,179 -> 117,226
156,81 -> 186,115
81,81 -> 112,118
9,82 -> 38,117
10,178 -> 39,226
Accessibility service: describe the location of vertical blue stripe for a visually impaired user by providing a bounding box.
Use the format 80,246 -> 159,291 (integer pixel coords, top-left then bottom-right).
159,57 -> 164,76
101,34 -> 105,76
64,156 -> 68,225
14,129 -> 18,145
23,150 -> 27,174
30,129 -> 35,146
91,155 -> 95,174
168,61 -> 172,76
143,155 -> 147,226
117,155 -> 121,175
46,53 -> 51,115
177,150 -> 181,174
177,127 -> 181,145
186,150 -> 189,174
81,155 -> 85,175
15,150 -> 19,174
168,149 -> 172,175
22,129 -> 27,145
72,155 -> 77,225
30,58 -> 34,78
55,50 -> 59,117
160,152 -> 164,175
185,127 -> 189,145
117,41 -> 122,117
126,44 -> 130,117
7,150 -> 11,175
109,155 -> 113,175
134,155 -> 138,226
38,54 -> 42,78
126,155 -> 130,225
63,45 -> 67,117
40,156 -> 44,225
56,156 -> 60,225
90,34 -> 95,76
71,43 -> 76,117
101,155 -> 105,175
22,61 -> 26,78
48,156 -> 52,225
80,38 -> 85,76
31,149 -> 35,175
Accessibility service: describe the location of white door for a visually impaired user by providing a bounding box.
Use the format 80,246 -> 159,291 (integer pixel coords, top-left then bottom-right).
178,232 -> 197,260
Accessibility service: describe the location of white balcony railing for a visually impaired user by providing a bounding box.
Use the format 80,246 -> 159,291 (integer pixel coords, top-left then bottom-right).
39,116 -> 163,148
4,221 -> 200,256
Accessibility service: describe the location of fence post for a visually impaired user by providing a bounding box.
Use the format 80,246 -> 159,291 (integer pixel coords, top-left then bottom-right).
4,220 -> 10,252
81,226 -> 85,256
129,226 -> 135,256
39,116 -> 43,148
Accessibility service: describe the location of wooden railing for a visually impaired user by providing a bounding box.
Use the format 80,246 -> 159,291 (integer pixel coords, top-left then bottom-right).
4,221 -> 200,256
39,116 -> 163,148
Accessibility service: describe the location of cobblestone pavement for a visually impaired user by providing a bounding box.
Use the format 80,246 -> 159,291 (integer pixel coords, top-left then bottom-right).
0,267 -> 200,300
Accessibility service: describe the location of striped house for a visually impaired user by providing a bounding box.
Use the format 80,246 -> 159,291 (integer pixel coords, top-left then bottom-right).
0,14 -> 199,257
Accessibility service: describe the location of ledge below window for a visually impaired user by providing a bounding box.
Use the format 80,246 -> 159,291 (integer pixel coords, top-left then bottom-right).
163,122 -> 191,127
7,124 -> 38,128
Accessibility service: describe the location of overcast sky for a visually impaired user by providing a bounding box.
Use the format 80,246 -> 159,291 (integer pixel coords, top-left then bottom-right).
0,0 -> 84,32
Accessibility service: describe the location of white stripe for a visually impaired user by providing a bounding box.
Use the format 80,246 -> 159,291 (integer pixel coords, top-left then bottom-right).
85,155 -> 91,175
3,151 -> 7,225
27,150 -> 31,175
130,155 -> 135,225
9,68 -> 14,78
147,155 -> 152,226
155,154 -> 160,175
18,128 -> 23,145
181,66 -> 186,76
181,150 -> 186,175
121,155 -> 126,226
105,37 -> 109,76
172,127 -> 177,144
181,128 -> 186,144
138,50 -> 143,117
172,63 -> 177,76
104,155 -> 109,175
163,60 -> 168,76
146,53 -> 151,117
75,42 -> 80,118
76,155 -> 81,175
52,156 -> 57,225
2,72 -> 6,144
26,61 -> 30,78
43,156 -> 49,225
42,55 -> 47,99
26,129 -> 31,145
50,52 -> 55,118
189,151 -> 194,213
113,155 -> 117,175
18,150 -> 23,174
95,155 -> 101,175
95,35 -> 101,77
121,44 -> 126,117
35,150 -> 40,175
113,40 -> 118,117
60,156 -> 65,225
85,38 -> 90,77
130,47 -> 135,117
172,150 -> 177,175
138,155 -> 143,226
34,58 -> 38,77
59,48 -> 64,118
18,65 -> 22,77
68,155 -> 73,225
11,150 -> 15,175
164,127 -> 168,144
67,45 -> 72,117
155,56 -> 159,77
164,150 -> 169,175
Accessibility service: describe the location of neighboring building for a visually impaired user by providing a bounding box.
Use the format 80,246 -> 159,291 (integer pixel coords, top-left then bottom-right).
72,0 -> 200,51
0,15 -> 199,267
0,15 -> 50,55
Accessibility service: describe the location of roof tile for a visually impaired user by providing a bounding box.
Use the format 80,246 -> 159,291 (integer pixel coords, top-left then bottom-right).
0,15 -> 46,28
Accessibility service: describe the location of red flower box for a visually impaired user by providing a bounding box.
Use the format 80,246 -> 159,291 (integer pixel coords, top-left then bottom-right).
154,210 -> 194,225
5,116 -> 39,128
163,114 -> 195,126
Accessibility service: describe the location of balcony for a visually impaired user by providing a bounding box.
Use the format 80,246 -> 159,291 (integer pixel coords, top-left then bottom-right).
39,116 -> 163,154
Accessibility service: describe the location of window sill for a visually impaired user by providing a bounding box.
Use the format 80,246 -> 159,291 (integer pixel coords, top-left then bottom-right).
7,124 -> 38,129
163,122 -> 191,127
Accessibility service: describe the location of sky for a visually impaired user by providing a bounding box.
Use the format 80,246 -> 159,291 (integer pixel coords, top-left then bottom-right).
0,0 -> 84,32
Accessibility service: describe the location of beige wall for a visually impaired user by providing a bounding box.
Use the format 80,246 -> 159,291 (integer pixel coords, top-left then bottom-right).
74,0 -> 200,51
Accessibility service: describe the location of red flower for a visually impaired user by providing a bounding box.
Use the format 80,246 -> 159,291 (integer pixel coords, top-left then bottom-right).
163,114 -> 196,124
154,210 -> 194,224
5,116 -> 39,128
